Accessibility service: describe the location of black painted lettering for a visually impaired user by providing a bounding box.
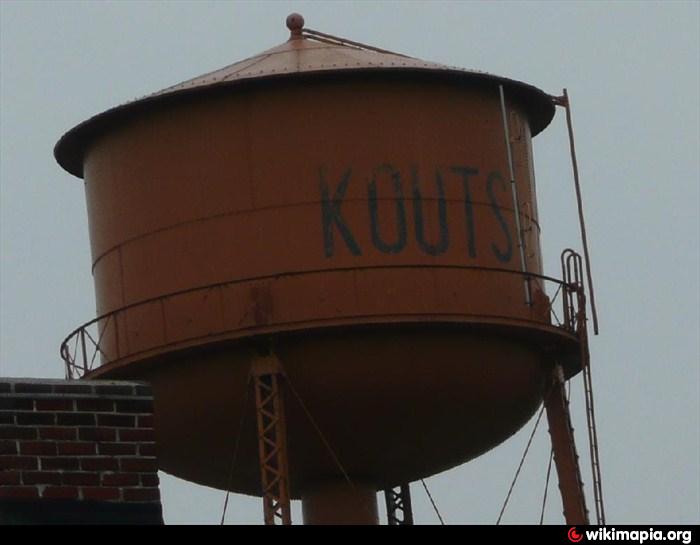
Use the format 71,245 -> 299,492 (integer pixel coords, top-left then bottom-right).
368,165 -> 407,254
411,168 -> 449,256
450,166 -> 478,258
486,171 -> 513,263
320,168 -> 361,257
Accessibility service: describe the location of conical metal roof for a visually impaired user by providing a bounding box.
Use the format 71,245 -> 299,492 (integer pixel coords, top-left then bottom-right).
55,14 -> 555,178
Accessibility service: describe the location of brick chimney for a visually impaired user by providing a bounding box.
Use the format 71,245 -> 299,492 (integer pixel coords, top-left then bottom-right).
0,378 -> 163,524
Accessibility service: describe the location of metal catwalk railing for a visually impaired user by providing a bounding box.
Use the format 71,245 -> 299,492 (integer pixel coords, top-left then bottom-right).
60,261 -> 583,380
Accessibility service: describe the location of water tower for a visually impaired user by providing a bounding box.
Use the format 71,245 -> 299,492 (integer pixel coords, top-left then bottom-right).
56,15 -> 603,524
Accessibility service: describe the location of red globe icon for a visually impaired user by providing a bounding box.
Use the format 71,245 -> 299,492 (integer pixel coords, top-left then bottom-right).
568,527 -> 584,543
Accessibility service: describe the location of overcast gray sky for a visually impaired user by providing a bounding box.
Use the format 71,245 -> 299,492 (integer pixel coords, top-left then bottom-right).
1,0 -> 698,525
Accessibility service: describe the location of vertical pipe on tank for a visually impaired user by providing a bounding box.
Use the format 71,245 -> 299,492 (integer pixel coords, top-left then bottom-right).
498,84 -> 532,305
557,89 -> 600,335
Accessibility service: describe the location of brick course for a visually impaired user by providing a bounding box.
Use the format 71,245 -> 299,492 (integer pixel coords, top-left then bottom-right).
0,379 -> 160,506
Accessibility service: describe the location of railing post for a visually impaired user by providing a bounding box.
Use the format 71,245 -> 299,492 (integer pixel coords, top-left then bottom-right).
114,313 -> 120,360
62,345 -> 72,380
80,329 -> 88,375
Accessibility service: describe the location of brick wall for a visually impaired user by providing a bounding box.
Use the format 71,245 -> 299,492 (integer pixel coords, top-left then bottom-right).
0,378 -> 162,524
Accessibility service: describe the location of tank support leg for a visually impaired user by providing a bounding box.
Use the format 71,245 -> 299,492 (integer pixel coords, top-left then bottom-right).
252,354 -> 292,525
545,364 -> 590,525
384,483 -> 414,525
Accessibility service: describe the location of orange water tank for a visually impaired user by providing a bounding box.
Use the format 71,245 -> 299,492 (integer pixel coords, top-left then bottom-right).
56,17 -> 579,500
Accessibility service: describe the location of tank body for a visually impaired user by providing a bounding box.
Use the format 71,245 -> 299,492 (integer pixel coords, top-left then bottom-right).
57,35 -> 577,496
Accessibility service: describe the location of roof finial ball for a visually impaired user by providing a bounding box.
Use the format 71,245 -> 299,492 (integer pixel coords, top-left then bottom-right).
286,13 -> 304,39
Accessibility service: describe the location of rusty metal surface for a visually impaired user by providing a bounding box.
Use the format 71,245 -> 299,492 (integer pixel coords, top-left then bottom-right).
79,80 -> 549,339
54,18 -> 554,178
302,482 -> 379,525
84,329 -> 551,497
55,17 -> 585,500
544,364 -> 589,525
